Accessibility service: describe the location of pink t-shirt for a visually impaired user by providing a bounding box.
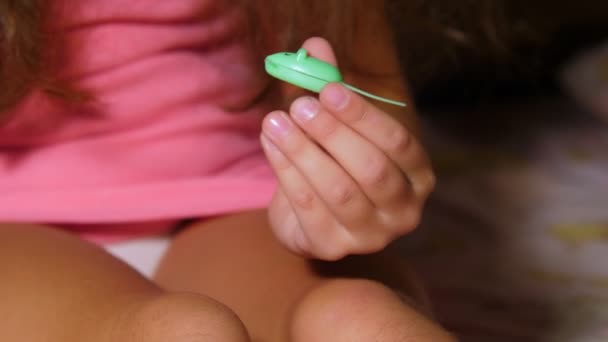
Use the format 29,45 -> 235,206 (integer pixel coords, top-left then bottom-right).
0,0 -> 278,239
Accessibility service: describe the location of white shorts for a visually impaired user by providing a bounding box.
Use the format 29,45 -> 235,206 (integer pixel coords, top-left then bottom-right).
104,235 -> 171,278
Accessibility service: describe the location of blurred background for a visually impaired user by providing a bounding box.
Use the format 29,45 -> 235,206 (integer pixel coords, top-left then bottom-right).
386,2 -> 608,341
390,0 -> 608,108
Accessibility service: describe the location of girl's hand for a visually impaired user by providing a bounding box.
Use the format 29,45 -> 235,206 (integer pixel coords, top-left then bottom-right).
261,38 -> 435,260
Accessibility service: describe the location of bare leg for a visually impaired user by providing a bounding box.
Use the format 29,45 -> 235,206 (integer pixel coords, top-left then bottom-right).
0,224 -> 250,342
154,209 -> 456,341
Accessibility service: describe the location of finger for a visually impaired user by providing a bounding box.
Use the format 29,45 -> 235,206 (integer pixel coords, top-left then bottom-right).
260,128 -> 354,261
268,188 -> 311,257
319,83 -> 435,199
289,95 -> 412,209
302,37 -> 338,66
262,110 -> 376,229
282,37 -> 338,102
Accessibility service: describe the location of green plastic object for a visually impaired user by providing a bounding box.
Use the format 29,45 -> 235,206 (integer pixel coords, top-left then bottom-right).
265,48 -> 406,107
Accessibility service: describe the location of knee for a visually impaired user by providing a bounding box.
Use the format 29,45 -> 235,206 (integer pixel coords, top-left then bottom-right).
289,279 -> 397,340
129,293 -> 250,342
289,279 -> 445,341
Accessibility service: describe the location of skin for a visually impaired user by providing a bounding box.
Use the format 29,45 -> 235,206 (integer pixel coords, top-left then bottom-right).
263,39 -> 434,262
0,4 -> 455,341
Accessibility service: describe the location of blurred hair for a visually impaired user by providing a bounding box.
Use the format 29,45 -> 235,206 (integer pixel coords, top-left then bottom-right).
2,0 -> 579,117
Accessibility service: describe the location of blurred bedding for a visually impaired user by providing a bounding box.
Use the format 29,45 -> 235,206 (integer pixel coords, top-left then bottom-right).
398,41 -> 608,342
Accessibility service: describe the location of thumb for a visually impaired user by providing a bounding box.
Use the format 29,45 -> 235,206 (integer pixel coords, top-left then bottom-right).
280,37 -> 339,103
301,37 -> 338,67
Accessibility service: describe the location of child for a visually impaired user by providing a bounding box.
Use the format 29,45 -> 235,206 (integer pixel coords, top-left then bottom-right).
0,0 -> 454,341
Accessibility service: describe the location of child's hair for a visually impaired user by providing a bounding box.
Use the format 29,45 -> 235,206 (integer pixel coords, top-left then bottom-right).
0,0 -> 48,114
0,1 -> 384,120
5,1 -> 572,119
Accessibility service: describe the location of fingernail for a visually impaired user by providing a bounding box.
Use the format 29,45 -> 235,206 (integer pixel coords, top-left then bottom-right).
265,111 -> 293,137
292,97 -> 319,122
324,84 -> 348,110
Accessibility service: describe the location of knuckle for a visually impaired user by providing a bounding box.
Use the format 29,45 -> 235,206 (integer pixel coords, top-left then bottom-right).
292,190 -> 316,211
350,205 -> 376,225
316,119 -> 339,141
385,125 -> 410,154
326,182 -> 357,207
386,176 -> 412,201
361,157 -> 391,188
352,105 -> 369,124
339,98 -> 368,124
